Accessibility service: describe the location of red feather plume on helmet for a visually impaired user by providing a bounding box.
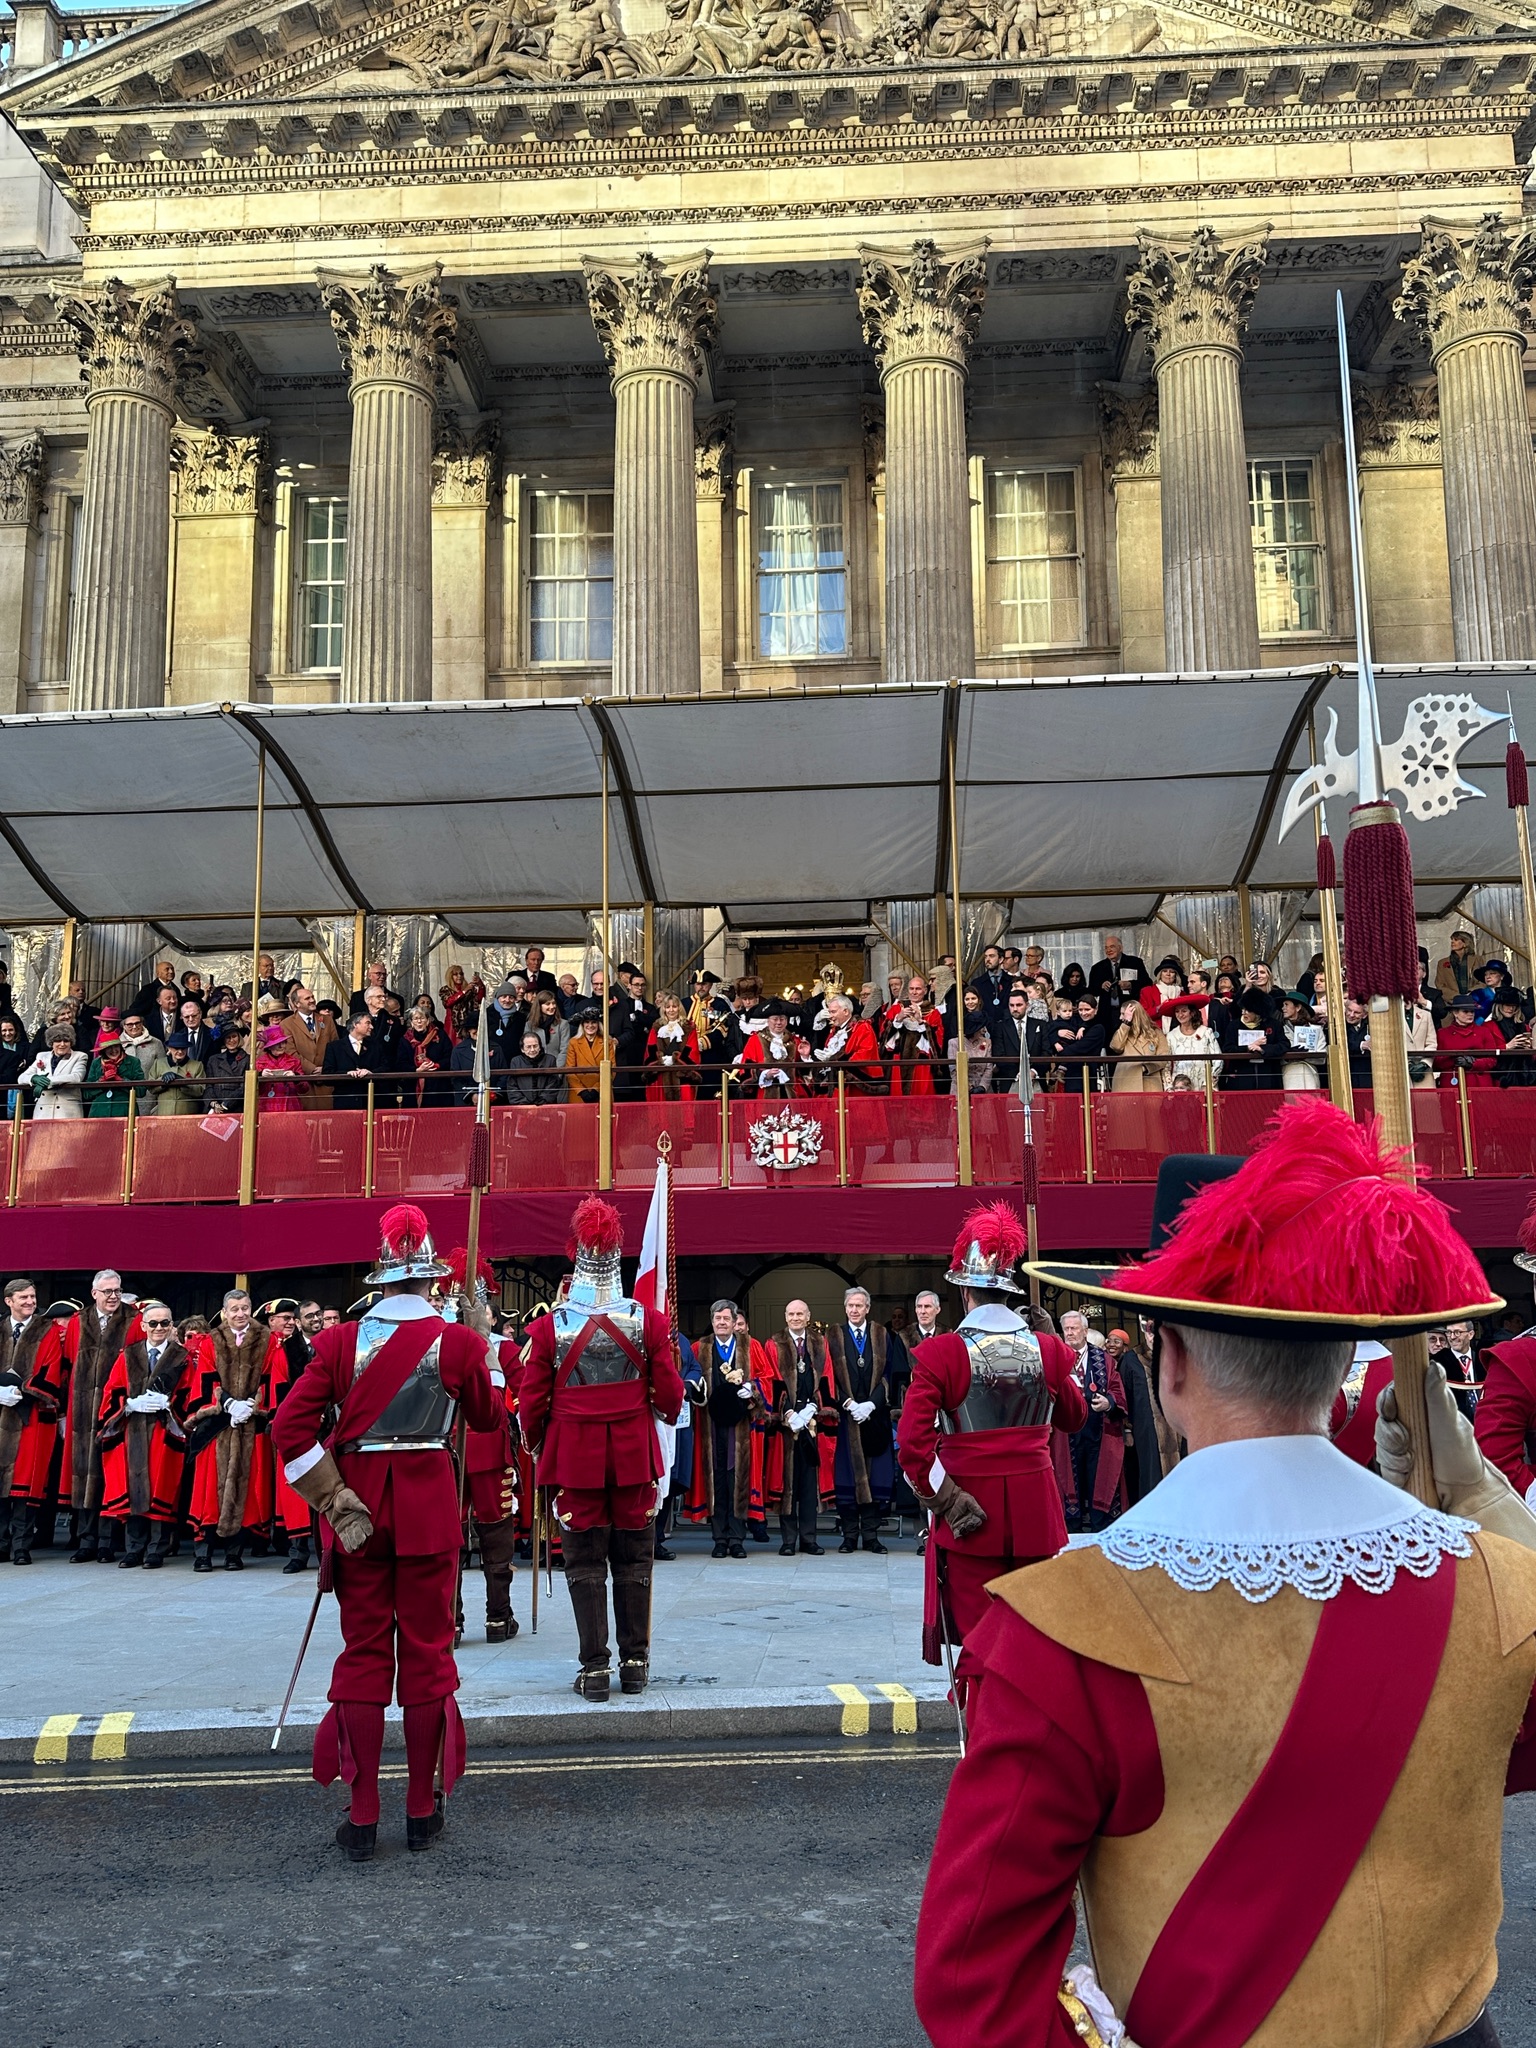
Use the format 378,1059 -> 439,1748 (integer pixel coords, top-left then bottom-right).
568,1196 -> 624,1261
377,1203 -> 431,1261
1113,1097 -> 1487,1320
444,1246 -> 495,1294
950,1200 -> 1029,1276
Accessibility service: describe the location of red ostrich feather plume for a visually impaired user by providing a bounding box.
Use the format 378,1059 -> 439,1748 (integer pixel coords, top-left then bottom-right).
1113,1097 -> 1487,1320
568,1196 -> 624,1260
378,1203 -> 431,1259
950,1200 -> 1029,1274
444,1246 -> 495,1293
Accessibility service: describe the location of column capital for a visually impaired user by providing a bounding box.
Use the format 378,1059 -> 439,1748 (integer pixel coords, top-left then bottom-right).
583,251 -> 717,386
432,409 -> 500,506
56,276 -> 204,410
857,238 -> 988,375
171,424 -> 269,515
319,263 -> 457,398
1353,379 -> 1440,467
694,407 -> 734,499
0,431 -> 45,525
1395,214 -> 1536,358
1098,384 -> 1159,480
1125,225 -> 1270,365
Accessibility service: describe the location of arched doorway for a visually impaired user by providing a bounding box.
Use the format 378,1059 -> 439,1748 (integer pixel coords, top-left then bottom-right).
744,1257 -> 856,1338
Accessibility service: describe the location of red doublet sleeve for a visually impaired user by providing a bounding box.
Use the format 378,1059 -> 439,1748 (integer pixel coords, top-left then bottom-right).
1042,1336 -> 1088,1436
645,1310 -> 685,1424
517,1315 -> 558,1452
269,1327 -> 347,1465
914,1601 -> 1163,2048
898,1333 -> 967,1494
440,1325 -> 499,1433
1476,1340 -> 1536,1501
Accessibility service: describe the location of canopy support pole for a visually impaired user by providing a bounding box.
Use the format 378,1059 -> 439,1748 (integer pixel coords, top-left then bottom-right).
599,743 -> 613,1192
238,748 -> 267,1210
352,910 -> 366,997
1309,716 -> 1353,1114
945,685 -> 972,1187
59,918 -> 77,1002
643,902 -> 655,990
1237,884 -> 1254,971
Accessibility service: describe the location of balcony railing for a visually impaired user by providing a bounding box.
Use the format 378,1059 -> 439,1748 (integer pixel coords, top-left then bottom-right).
3,1059 -> 1528,1207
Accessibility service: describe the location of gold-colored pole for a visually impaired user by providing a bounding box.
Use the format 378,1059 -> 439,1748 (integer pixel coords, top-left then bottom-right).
1367,978 -> 1436,1506
837,1067 -> 849,1188
121,1087 -> 137,1205
8,1085 -> 23,1207
1203,1055 -> 1217,1153
1237,883 -> 1254,970
363,1079 -> 376,1198
238,1064 -> 259,1205
719,1065 -> 730,1190
945,689 -> 972,1187
1308,718 -> 1353,1113
643,901 -> 655,990
60,917 -> 77,1002
352,910 -> 366,996
1081,1061 -> 1094,1185
1456,1062 -> 1476,1178
599,744 -> 613,1192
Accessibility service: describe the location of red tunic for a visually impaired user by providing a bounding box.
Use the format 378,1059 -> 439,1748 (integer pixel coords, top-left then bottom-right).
1475,1334 -> 1536,1500
466,1335 -> 520,1526
519,1304 -> 684,1527
1329,1353 -> 1396,1468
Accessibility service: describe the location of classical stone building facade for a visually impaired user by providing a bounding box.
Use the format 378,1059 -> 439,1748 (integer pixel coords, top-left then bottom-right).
0,0 -> 1533,724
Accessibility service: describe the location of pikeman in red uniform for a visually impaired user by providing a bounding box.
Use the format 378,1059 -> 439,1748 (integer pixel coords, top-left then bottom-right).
519,1196 -> 684,1702
897,1201 -> 1087,1668
271,1204 -> 498,1862
97,1298 -> 196,1568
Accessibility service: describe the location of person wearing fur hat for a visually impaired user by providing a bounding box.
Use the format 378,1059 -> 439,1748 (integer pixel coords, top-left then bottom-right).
271,1205 -> 499,1861
915,1101 -> 1528,2048
897,1203 -> 1087,1669
518,1197 -> 685,1702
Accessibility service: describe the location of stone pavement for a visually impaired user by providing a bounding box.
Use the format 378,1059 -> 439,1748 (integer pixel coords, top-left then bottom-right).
0,1527 -> 955,1762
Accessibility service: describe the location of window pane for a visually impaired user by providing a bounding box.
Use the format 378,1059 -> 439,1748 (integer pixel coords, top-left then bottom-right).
986,470 -> 1082,649
756,482 -> 847,660
527,491 -> 615,663
1249,460 -> 1324,635
298,498 -> 346,669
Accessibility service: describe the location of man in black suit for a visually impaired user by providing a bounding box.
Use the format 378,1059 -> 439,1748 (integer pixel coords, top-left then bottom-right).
521,946 -> 560,996
610,965 -> 658,1102
1432,1318 -> 1484,1421
321,1011 -> 386,1109
1087,934 -> 1150,997
130,961 -> 181,1022
968,944 -> 1011,1035
177,998 -> 219,1066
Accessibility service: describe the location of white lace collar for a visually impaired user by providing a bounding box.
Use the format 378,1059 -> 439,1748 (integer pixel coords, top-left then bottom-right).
1083,1433 -> 1473,1602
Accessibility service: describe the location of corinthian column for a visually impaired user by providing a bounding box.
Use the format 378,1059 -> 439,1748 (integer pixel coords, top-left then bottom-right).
584,252 -> 717,697
858,239 -> 987,682
1125,225 -> 1270,671
56,278 -> 202,710
320,264 -> 457,703
1396,215 -> 1536,661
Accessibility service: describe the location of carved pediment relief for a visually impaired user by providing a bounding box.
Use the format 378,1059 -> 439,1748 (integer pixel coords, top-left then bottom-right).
6,0 -> 1535,113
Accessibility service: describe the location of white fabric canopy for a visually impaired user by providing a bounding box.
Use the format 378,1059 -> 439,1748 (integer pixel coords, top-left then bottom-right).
0,666 -> 1529,937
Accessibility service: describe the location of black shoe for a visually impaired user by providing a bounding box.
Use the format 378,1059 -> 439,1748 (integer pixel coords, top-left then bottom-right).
515,1540 -> 532,1561
118,1551 -> 146,1569
282,1553 -> 308,1574
838,1537 -> 859,1553
11,1549 -> 31,1566
801,1541 -> 825,1556
224,1552 -> 244,1572
728,1544 -> 746,1559
575,1664 -> 611,1703
192,1556 -> 213,1574
750,1524 -> 770,1544
485,1617 -> 519,1643
143,1554 -> 164,1570
653,1544 -> 676,1562
863,1538 -> 889,1555
407,1798 -> 445,1852
778,1541 -> 797,1556
70,1544 -> 96,1563
710,1542 -> 728,1558
620,1658 -> 648,1696
335,1820 -> 376,1863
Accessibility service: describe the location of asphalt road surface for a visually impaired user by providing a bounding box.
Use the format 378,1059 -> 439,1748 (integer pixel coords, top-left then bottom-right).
7,1735 -> 1536,2048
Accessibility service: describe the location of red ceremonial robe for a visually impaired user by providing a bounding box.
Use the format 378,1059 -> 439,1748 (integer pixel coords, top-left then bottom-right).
6,1320 -> 68,1504
1476,1333 -> 1536,1500
98,1338 -> 195,1521
187,1324 -> 279,1540
898,1328 -> 1087,1663
881,1002 -> 945,1095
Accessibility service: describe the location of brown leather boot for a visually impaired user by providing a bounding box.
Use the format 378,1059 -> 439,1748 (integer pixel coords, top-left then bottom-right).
562,1525 -> 613,1698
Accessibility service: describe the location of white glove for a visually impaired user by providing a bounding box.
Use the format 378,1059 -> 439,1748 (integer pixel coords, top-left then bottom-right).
736,1384 -> 753,1400
226,1397 -> 256,1426
142,1389 -> 171,1412
852,1400 -> 876,1424
0,1384 -> 21,1408
125,1392 -> 157,1415
1376,1359 -> 1536,1553
786,1408 -> 806,1433
796,1401 -> 818,1429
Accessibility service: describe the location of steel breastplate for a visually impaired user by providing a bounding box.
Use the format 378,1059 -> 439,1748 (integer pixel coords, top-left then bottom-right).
555,1300 -> 644,1386
1336,1352 -> 1370,1427
949,1328 -> 1053,1431
349,1312 -> 454,1451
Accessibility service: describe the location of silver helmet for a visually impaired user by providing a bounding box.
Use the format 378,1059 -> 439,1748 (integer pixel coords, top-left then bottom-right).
366,1203 -> 451,1286
943,1200 -> 1028,1295
567,1196 -> 625,1310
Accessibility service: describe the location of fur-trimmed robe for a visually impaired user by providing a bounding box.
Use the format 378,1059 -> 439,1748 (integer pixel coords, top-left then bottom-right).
65,1305 -> 130,1510
98,1339 -> 193,1521
686,1336 -> 765,1520
827,1322 -> 894,1507
188,1321 -> 276,1539
0,1315 -> 54,1497
767,1331 -> 838,1516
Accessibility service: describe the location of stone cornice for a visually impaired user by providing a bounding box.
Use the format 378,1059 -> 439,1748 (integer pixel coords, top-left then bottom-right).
16,42 -> 1536,205
75,165 -> 1518,258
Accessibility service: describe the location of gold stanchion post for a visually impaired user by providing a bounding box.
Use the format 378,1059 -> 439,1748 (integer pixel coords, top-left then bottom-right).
237,744 -> 267,1209
837,1067 -> 849,1187
238,1065 -> 259,1204
599,742 -> 614,1192
1081,1062 -> 1094,1184
121,1087 -> 137,1205
8,1086 -> 23,1206
363,1079 -> 376,1198
945,684 -> 972,1187
719,1066 -> 730,1189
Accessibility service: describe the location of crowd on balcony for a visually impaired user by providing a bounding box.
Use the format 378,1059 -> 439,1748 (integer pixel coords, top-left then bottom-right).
0,923 -> 1528,1118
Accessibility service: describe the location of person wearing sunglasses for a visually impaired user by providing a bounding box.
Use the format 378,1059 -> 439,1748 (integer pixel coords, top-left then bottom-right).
97,1302 -> 194,1569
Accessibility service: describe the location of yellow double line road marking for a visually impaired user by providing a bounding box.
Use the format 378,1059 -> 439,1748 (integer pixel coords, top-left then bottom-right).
828,1682 -> 919,1736
32,1711 -> 135,1765
2,1742 -> 948,1798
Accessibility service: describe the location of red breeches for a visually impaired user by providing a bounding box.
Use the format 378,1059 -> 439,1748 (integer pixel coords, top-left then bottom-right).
554,1481 -> 656,1532
328,1535 -> 460,1708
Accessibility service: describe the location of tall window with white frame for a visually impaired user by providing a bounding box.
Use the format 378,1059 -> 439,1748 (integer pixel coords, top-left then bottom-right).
527,489 -> 613,665
985,469 -> 1083,651
1249,458 -> 1326,637
299,497 -> 347,671
756,481 -> 848,660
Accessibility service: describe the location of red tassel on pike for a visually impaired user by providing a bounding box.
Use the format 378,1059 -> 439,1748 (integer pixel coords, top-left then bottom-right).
1316,833 -> 1337,893
467,1121 -> 491,1190
1508,739 -> 1529,810
1020,1142 -> 1040,1210
1342,800 -> 1420,1001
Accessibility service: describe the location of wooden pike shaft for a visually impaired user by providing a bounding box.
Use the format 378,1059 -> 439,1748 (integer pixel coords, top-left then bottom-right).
1366,994 -> 1437,1508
